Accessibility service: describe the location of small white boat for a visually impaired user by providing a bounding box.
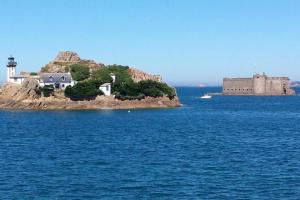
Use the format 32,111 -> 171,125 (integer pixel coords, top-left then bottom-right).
200,94 -> 212,99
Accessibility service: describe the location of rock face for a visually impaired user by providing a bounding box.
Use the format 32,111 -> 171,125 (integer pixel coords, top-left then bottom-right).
0,79 -> 41,101
0,95 -> 180,110
128,68 -> 162,82
41,51 -> 104,73
54,51 -> 81,62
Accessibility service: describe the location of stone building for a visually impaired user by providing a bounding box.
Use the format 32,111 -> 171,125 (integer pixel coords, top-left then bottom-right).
223,73 -> 295,96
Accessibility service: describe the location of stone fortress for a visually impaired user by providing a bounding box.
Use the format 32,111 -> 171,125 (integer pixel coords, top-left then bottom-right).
223,73 -> 295,96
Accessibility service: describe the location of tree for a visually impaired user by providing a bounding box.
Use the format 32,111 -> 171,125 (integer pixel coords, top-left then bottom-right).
69,64 -> 90,81
92,64 -> 131,84
41,85 -> 54,97
138,80 -> 176,99
65,80 -> 104,100
91,67 -> 113,83
30,72 -> 38,76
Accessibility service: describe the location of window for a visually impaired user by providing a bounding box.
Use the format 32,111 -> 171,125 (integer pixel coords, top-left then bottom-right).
62,84 -> 65,88
61,76 -> 65,81
49,76 -> 53,82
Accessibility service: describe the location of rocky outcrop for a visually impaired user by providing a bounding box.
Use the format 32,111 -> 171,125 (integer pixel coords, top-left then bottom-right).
0,96 -> 180,110
54,51 -> 81,62
128,68 -> 162,82
41,51 -> 163,83
40,51 -> 104,73
0,79 -> 41,101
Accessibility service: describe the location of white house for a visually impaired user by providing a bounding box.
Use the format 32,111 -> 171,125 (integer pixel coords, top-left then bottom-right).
39,73 -> 75,89
99,83 -> 111,96
98,73 -> 115,96
6,56 -> 28,84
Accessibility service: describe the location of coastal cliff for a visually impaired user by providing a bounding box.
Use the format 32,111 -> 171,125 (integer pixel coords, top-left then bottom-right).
0,52 -> 180,110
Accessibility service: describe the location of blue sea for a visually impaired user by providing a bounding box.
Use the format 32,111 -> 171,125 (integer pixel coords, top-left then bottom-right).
1,87 -> 300,199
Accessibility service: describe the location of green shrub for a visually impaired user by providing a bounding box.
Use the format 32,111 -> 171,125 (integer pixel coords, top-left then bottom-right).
30,72 -> 38,76
41,85 -> 54,97
65,66 -> 70,73
115,92 -> 145,101
113,80 -> 176,100
112,81 -> 140,96
92,64 -> 131,84
138,80 -> 176,99
69,64 -> 90,81
65,80 -> 104,101
91,67 -> 113,83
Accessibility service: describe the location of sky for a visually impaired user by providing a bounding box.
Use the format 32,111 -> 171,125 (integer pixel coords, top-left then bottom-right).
0,0 -> 300,86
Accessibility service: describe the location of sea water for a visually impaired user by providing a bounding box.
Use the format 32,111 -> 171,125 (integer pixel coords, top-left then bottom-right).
0,87 -> 300,199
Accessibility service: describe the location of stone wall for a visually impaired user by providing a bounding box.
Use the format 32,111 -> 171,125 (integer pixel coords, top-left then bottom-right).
265,78 -> 284,95
223,78 -> 253,95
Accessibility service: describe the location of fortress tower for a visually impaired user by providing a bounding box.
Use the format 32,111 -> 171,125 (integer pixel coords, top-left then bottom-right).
7,56 -> 17,82
253,73 -> 266,95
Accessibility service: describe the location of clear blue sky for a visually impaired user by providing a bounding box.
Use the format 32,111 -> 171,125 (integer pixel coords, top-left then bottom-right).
0,0 -> 300,86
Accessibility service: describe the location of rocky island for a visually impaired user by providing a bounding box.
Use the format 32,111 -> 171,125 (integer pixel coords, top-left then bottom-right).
0,51 -> 180,110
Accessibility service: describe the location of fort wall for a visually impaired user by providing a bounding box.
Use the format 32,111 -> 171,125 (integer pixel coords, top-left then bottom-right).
265,78 -> 284,95
223,78 -> 253,95
222,74 -> 295,96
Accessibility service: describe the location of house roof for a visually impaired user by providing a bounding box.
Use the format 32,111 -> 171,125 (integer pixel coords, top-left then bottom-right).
40,73 -> 72,83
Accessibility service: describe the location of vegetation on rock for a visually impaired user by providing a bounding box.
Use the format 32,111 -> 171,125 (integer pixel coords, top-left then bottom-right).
30,72 -> 38,76
65,80 -> 104,100
64,64 -> 176,101
114,80 -> 176,100
41,85 -> 54,97
92,64 -> 131,84
69,64 -> 90,81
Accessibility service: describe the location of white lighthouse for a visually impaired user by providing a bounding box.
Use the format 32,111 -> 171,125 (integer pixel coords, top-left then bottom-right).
7,56 -> 17,82
6,56 -> 27,84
